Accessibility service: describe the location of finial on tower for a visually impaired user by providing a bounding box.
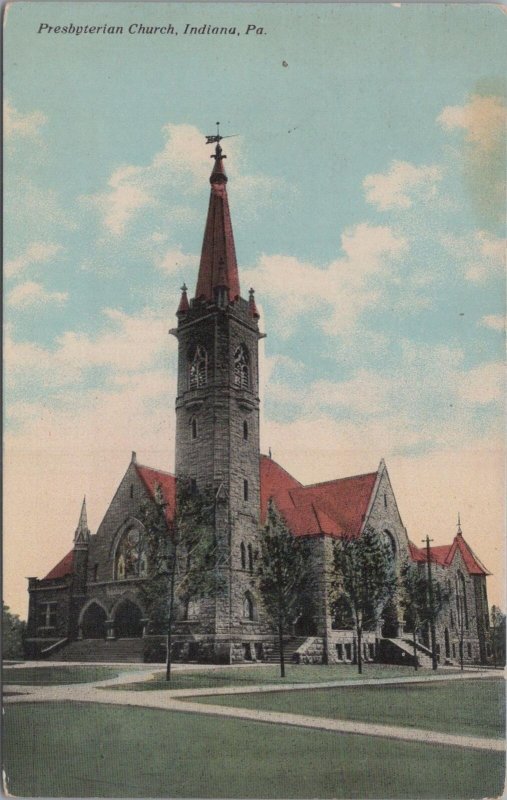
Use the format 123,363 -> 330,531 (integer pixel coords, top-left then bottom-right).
177,283 -> 189,316
248,287 -> 260,320
457,512 -> 462,536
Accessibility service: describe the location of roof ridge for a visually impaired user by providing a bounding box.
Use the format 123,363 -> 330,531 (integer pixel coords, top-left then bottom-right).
300,471 -> 377,489
260,454 -> 303,486
135,463 -> 175,478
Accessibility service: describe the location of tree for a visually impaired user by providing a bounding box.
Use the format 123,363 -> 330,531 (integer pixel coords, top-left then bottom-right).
399,560 -> 448,670
258,500 -> 312,678
490,606 -> 506,668
2,603 -> 26,660
139,478 -> 218,681
332,526 -> 397,674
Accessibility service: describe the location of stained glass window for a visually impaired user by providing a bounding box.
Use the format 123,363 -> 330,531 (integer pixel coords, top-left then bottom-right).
115,528 -> 147,580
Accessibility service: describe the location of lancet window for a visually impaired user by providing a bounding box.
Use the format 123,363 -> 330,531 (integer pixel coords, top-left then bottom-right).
234,345 -> 250,389
189,345 -> 208,389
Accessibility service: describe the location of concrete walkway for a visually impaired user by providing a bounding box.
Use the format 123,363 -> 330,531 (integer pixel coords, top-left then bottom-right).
4,667 -> 504,753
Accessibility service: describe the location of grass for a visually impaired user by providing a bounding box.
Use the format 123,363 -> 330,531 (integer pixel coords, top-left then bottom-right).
3,666 -> 119,685
195,677 -> 506,739
110,663 -> 449,691
3,702 -> 505,798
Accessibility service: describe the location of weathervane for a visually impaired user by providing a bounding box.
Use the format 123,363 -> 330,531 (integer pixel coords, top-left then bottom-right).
205,122 -> 238,160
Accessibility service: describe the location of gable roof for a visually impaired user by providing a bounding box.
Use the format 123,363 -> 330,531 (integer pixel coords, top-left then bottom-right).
444,534 -> 491,575
408,536 -> 490,576
43,549 -> 74,580
260,454 -> 377,539
135,464 -> 176,523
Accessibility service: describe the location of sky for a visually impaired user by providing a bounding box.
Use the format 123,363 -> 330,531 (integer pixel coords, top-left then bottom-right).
4,2 -> 506,619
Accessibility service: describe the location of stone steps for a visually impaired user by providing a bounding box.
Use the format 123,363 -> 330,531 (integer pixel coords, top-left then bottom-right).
45,638 -> 146,663
264,637 -> 308,663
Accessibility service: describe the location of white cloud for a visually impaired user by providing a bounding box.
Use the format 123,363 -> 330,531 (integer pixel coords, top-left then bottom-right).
480,315 -> 505,333
5,307 -> 172,390
7,281 -> 68,309
243,223 -> 407,337
82,123 -> 279,237
458,362 -> 504,406
85,164 -> 155,236
438,95 -> 506,153
441,230 -> 505,283
5,241 -> 63,278
4,99 -> 47,139
156,247 -> 196,274
363,160 -> 443,211
7,180 -> 77,233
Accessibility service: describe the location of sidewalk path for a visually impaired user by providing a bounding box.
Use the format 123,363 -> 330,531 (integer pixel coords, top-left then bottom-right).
4,668 -> 504,753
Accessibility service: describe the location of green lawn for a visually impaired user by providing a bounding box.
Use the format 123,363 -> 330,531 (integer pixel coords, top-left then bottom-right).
111,663 -> 445,691
3,666 -> 119,685
195,677 -> 506,739
3,702 -> 504,798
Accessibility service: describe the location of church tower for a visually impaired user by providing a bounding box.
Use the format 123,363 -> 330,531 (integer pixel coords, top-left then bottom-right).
171,132 -> 265,662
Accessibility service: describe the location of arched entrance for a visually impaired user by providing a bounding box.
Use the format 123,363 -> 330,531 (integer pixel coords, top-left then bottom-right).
81,603 -> 107,639
114,600 -> 143,638
381,599 -> 399,638
294,614 -> 318,636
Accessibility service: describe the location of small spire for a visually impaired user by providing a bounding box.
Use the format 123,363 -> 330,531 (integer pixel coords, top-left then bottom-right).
457,512 -> 462,536
176,283 -> 189,316
131,450 -> 137,464
268,447 -> 272,459
74,496 -> 90,544
248,287 -> 260,320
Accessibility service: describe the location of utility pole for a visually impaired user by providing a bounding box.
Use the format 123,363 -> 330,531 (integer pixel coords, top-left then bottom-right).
423,535 -> 438,671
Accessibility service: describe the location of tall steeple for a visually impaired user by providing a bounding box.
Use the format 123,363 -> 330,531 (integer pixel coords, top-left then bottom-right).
172,127 -> 263,661
194,125 -> 241,305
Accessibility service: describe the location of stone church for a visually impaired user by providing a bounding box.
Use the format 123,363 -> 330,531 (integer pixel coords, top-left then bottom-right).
25,136 -> 491,666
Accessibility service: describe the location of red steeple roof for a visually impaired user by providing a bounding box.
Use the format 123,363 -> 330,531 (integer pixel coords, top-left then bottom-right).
194,141 -> 241,304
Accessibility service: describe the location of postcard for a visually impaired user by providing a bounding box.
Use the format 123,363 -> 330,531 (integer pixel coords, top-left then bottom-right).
3,2 -> 505,798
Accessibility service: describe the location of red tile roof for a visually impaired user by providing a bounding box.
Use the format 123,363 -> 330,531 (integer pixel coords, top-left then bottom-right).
260,454 -> 377,539
43,549 -> 74,580
40,457 -> 490,582
444,534 -> 491,575
135,464 -> 176,522
408,536 -> 490,575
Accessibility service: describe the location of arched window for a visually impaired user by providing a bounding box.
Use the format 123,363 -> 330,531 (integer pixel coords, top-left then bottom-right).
115,527 -> 146,580
243,593 -> 254,621
240,542 -> 246,570
243,420 -> 248,441
243,479 -> 249,502
459,571 -> 469,629
383,530 -> 397,560
191,417 -> 198,440
234,345 -> 250,389
189,345 -> 207,389
248,543 -> 253,573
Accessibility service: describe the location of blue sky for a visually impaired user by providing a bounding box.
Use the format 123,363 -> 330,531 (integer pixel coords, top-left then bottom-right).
4,2 -> 506,617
